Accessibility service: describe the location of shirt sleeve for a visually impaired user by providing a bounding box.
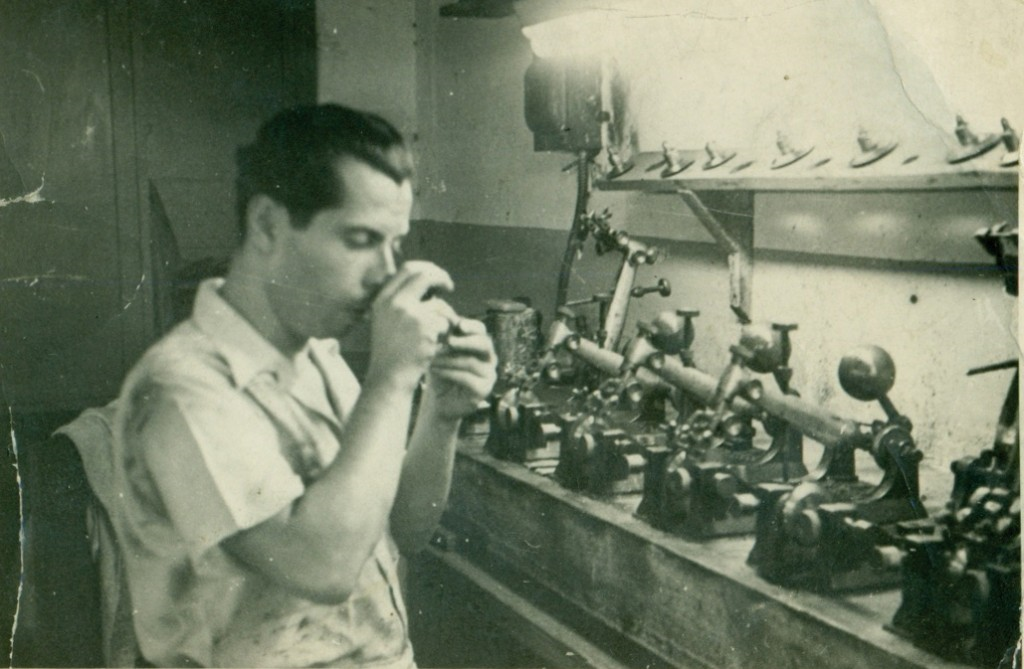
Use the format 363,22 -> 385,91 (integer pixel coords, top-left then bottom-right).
124,384 -> 305,561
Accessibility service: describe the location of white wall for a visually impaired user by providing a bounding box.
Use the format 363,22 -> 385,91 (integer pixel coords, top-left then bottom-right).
318,0 -> 1020,500
317,1 -> 417,138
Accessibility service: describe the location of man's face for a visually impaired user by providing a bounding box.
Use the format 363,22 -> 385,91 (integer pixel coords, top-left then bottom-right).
266,157 -> 412,342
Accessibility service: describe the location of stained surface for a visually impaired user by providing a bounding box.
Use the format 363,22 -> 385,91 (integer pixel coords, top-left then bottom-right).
1,2 -> 316,664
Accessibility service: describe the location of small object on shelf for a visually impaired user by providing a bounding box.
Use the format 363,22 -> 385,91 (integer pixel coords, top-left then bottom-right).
730,159 -> 755,173
850,127 -> 899,168
946,115 -> 1002,164
605,146 -> 634,179
770,131 -> 814,169
650,142 -> 693,177
702,142 -> 736,170
811,157 -> 831,168
999,118 -> 1019,167
646,142 -> 693,177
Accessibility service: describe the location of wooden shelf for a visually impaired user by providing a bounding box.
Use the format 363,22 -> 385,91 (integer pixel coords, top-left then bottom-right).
444,439 -> 977,669
596,149 -> 1018,193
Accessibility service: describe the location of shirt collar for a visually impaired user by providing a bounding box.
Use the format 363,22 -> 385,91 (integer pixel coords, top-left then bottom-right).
191,278 -> 301,388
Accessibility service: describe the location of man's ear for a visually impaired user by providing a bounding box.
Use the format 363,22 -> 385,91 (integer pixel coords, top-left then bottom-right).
244,194 -> 290,253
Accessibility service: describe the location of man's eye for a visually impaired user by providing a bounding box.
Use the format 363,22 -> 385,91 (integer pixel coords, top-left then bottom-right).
342,230 -> 379,248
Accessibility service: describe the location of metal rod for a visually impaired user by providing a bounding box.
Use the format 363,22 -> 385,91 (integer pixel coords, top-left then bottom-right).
555,150 -> 593,309
967,359 -> 1018,376
677,188 -> 753,323
677,188 -> 742,254
558,324 -> 861,450
571,337 -> 671,392
601,260 -> 638,350
659,354 -> 862,449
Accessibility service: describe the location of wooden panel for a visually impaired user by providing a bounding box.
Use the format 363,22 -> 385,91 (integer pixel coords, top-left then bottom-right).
0,0 -> 318,413
1,4 -> 319,664
412,547 -> 641,669
107,0 -> 152,373
0,1 -> 126,410
443,440 -> 975,669
128,0 -> 317,262
11,428 -> 103,667
0,0 -> 119,212
129,0 -> 316,179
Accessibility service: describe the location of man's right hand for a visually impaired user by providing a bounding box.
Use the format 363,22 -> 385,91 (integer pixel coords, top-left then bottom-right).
366,261 -> 457,392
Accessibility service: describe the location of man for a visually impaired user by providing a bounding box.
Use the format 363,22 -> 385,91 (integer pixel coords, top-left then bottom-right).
109,104 -> 497,667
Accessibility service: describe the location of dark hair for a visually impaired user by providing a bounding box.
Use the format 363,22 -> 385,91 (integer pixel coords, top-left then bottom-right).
235,104 -> 413,237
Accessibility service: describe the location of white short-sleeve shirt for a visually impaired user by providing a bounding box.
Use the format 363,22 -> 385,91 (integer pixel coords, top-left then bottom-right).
110,279 -> 414,668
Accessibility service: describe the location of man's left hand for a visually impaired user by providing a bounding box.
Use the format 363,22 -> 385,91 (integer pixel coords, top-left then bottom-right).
423,317 -> 497,421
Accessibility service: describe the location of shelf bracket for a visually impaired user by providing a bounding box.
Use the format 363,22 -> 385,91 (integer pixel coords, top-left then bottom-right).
677,188 -> 753,324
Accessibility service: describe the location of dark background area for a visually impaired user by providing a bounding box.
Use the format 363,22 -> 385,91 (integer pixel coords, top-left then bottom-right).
0,3 -> 550,666
1,1 -> 318,664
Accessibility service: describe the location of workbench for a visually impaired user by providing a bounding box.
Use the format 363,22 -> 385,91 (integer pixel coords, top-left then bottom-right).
431,436 -> 981,669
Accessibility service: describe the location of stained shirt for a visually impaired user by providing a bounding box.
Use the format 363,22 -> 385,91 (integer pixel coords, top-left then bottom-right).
109,278 -> 414,668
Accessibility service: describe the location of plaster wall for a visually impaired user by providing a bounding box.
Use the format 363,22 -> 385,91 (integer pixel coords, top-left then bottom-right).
317,1 -> 418,140
319,1 -> 1019,498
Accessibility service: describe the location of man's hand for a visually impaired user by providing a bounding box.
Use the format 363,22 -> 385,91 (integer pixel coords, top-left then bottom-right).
423,317 -> 497,421
366,261 -> 457,392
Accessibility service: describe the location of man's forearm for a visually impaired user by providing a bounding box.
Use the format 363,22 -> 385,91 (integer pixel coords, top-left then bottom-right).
220,375 -> 421,603
390,389 -> 461,554
291,378 -> 417,552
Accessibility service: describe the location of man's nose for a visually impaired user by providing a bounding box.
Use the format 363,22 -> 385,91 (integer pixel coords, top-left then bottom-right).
368,243 -> 400,288
381,242 -> 401,277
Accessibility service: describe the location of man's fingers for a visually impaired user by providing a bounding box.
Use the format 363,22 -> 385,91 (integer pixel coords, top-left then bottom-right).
430,356 -> 492,374
451,317 -> 486,336
401,270 -> 455,304
438,331 -> 495,361
426,298 -> 460,329
375,261 -> 454,304
428,367 -> 493,392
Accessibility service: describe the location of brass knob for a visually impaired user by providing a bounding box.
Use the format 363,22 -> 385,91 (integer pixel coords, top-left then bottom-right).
738,322 -> 784,374
631,278 -> 672,298
838,345 -> 896,401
